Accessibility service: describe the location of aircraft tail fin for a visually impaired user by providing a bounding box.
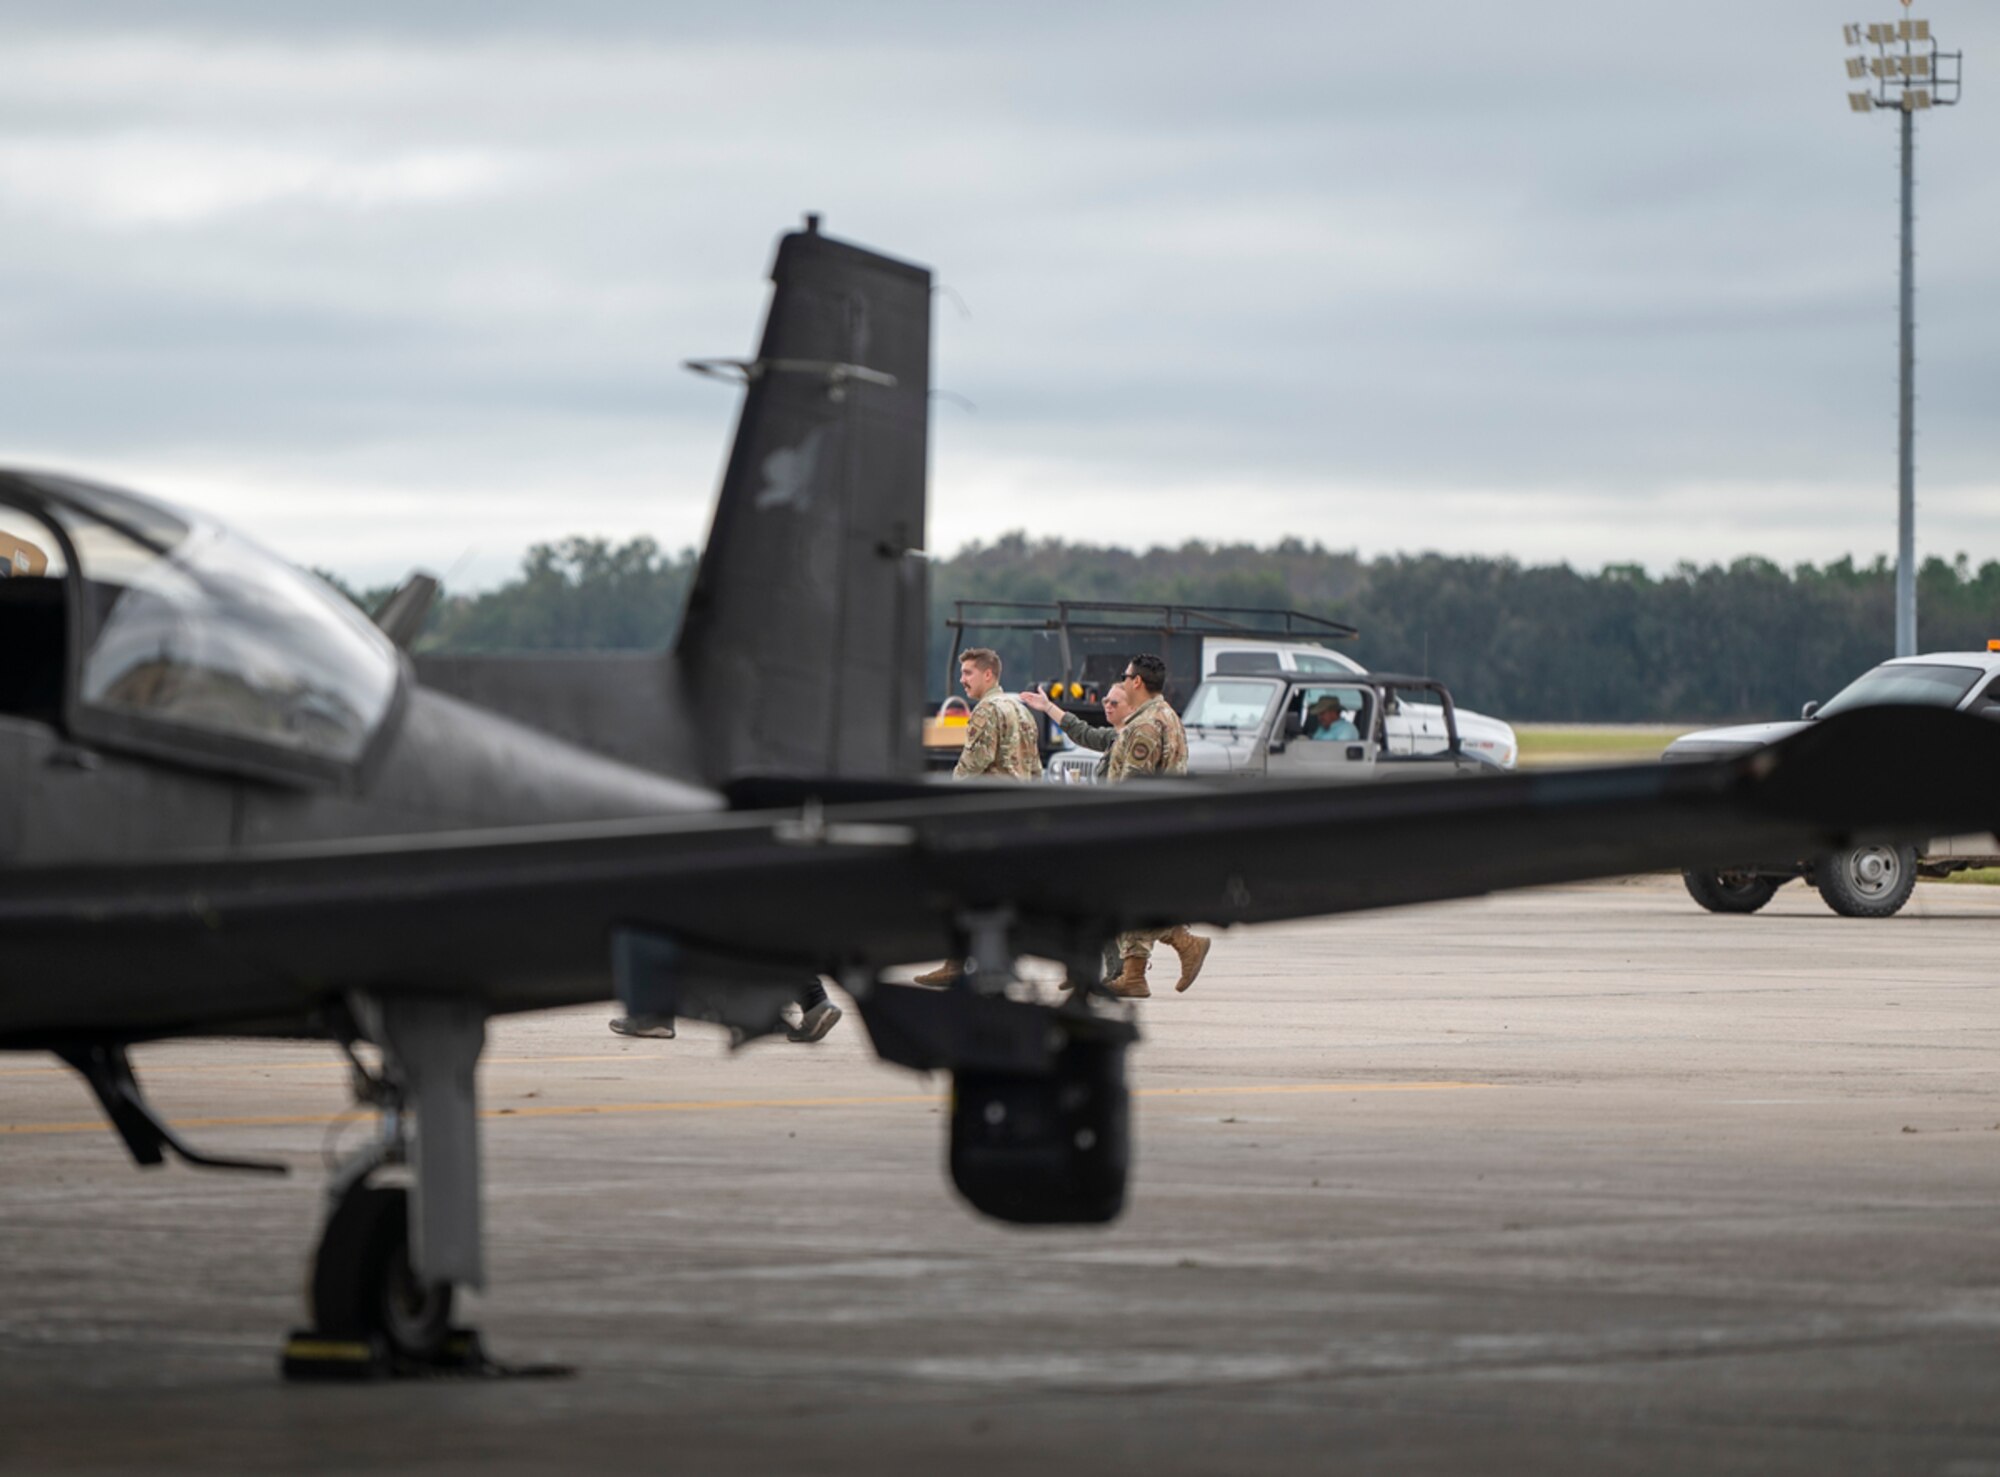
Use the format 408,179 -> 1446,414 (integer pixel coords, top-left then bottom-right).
672,219 -> 932,784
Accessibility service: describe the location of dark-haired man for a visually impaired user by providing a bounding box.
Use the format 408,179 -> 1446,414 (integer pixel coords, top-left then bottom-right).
1096,654 -> 1211,999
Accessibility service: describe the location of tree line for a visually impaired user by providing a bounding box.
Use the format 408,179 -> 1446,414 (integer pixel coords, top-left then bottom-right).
329,533 -> 2000,723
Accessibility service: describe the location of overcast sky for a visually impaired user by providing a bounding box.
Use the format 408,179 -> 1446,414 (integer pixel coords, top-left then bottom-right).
0,1 -> 1994,588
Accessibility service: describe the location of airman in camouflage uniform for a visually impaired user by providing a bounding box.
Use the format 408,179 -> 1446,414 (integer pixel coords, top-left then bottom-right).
1100,653 -> 1210,998
1104,688 -> 1189,782
914,648 -> 1043,985
950,647 -> 1043,782
952,691 -> 1041,781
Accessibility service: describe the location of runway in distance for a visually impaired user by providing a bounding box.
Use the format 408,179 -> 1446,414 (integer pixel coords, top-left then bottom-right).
3,218 -> 1998,1376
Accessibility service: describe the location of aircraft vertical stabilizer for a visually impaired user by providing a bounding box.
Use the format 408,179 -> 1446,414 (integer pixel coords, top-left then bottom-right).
673,218 -> 931,784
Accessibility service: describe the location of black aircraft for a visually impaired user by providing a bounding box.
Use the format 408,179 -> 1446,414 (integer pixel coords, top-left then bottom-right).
3,217 -> 1998,1377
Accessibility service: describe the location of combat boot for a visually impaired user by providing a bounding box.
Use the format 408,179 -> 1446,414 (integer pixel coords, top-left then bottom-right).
913,961 -> 962,985
1164,926 -> 1212,993
1104,955 -> 1151,999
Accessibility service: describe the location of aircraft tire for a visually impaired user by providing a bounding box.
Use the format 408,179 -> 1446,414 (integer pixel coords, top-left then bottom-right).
1815,843 -> 1918,918
1681,869 -> 1780,914
310,1183 -> 455,1362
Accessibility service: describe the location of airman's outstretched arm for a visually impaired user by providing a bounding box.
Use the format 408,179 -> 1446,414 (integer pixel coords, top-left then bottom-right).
1057,711 -> 1117,753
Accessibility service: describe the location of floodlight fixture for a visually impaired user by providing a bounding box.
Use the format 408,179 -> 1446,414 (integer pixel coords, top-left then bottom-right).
1839,8 -> 1965,656
1840,15 -> 1963,130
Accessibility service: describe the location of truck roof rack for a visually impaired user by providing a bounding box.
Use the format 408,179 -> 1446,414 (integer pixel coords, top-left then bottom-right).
939,601 -> 1360,718
945,600 -> 1357,642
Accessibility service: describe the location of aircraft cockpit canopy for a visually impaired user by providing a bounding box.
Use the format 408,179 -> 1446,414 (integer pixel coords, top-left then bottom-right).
6,472 -> 400,776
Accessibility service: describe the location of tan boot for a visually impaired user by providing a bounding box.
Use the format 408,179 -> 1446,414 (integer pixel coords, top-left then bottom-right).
912,961 -> 962,986
1104,955 -> 1151,999
1164,926 -> 1212,993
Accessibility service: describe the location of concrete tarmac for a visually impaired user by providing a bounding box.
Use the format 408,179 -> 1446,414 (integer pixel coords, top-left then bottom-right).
4,874 -> 2000,1475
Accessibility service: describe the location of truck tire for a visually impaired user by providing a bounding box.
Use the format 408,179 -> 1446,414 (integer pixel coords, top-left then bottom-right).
1682,869 -> 1781,914
1815,843 -> 1918,918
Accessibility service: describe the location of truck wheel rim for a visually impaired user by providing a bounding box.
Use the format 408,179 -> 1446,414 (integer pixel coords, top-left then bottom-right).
1845,848 -> 1899,897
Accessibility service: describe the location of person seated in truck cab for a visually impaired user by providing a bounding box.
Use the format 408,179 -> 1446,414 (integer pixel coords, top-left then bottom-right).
1303,695 -> 1359,742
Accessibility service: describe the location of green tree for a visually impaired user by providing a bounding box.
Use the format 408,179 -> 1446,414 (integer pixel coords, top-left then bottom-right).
322,530 -> 2000,723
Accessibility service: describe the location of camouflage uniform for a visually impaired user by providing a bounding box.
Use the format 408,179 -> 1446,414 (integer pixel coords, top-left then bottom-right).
1104,695 -> 1188,783
1105,694 -> 1189,957
953,690 -> 1044,781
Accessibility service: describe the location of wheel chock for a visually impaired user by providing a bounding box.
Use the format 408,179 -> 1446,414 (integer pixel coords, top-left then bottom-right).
280,1330 -> 390,1381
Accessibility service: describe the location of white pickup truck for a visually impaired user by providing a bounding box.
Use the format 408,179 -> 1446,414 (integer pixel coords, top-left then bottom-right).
1663,650 -> 2000,917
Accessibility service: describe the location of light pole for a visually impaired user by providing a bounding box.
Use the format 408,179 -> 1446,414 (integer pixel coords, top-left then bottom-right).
1843,10 -> 1962,657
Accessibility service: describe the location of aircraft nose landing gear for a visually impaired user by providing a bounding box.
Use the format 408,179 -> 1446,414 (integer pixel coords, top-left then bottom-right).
281,996 -> 566,1382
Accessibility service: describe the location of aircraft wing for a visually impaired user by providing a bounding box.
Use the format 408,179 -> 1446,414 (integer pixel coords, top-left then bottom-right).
2,705 -> 1994,1046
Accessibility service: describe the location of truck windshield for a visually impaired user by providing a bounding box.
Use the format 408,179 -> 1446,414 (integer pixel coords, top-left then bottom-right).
1815,663 -> 1982,718
1184,680 -> 1275,730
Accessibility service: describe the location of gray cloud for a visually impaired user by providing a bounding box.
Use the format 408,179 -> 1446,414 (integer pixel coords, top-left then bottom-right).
0,1 -> 1993,587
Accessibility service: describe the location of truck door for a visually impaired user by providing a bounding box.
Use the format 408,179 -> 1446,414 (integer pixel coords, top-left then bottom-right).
1266,684 -> 1376,780
1382,694 -> 1451,756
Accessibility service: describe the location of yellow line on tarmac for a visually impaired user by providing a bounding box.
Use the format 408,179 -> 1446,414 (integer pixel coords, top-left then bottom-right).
0,1093 -> 938,1136
1138,1082 -> 1498,1098
0,1053 -> 653,1080
0,1111 -> 357,1136
0,1079 -> 1501,1139
490,1092 -> 941,1120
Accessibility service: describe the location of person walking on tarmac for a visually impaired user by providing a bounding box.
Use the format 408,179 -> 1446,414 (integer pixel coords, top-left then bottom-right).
1021,681 -> 1131,983
910,648 -> 1044,986
1095,654 -> 1211,999
609,976 -> 841,1044
950,647 -> 1043,781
